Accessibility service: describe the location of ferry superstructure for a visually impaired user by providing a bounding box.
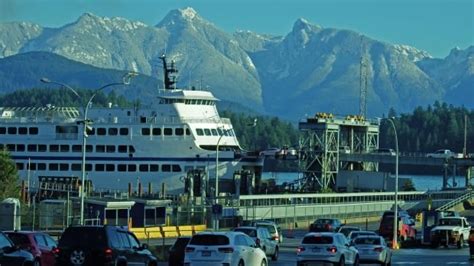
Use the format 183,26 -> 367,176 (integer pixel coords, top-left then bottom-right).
0,56 -> 263,194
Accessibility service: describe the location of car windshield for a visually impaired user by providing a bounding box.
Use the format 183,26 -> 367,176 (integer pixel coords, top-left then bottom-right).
354,237 -> 381,245
315,219 -> 334,224
351,232 -> 376,239
189,235 -> 229,246
339,228 -> 359,236
234,228 -> 257,237
59,227 -> 107,248
257,224 -> 276,234
5,233 -> 30,246
439,219 -> 461,226
303,235 -> 333,244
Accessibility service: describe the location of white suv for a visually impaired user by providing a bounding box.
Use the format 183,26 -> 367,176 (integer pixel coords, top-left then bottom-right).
184,231 -> 267,266
297,232 -> 359,266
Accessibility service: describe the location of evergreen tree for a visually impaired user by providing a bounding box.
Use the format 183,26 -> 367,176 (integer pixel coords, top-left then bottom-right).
0,149 -> 20,200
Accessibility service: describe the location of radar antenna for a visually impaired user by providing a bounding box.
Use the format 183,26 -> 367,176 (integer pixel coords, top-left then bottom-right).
159,54 -> 178,90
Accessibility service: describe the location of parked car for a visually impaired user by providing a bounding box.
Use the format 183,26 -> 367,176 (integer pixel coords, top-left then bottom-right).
372,148 -> 396,156
379,213 -> 417,242
5,231 -> 57,266
184,232 -> 267,266
55,225 -> 157,266
0,231 -> 34,266
168,236 -> 191,266
427,149 -> 461,159
352,235 -> 392,265
233,226 -> 279,260
296,232 -> 359,266
259,148 -> 282,157
348,231 -> 378,243
338,226 -> 361,238
309,218 -> 343,233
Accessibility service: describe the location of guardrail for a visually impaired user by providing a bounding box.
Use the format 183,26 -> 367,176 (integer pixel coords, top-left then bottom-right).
436,190 -> 474,211
238,190 -> 466,207
130,224 -> 207,240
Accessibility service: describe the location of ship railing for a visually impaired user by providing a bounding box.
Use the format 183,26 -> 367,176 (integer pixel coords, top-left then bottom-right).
0,114 -> 233,126
238,190 -> 466,207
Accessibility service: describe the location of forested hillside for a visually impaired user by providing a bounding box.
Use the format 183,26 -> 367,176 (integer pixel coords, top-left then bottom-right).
1,89 -> 472,154
380,102 -> 474,154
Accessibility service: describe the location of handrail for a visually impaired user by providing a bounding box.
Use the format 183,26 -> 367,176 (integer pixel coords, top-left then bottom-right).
239,190 -> 466,207
436,190 -> 474,211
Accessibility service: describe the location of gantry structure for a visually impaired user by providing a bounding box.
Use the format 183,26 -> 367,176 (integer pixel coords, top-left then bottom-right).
298,113 -> 379,191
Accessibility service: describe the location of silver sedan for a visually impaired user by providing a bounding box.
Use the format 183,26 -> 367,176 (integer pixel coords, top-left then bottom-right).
352,235 -> 392,265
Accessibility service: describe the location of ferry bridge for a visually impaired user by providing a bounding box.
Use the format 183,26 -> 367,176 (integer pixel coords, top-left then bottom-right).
297,113 -> 473,191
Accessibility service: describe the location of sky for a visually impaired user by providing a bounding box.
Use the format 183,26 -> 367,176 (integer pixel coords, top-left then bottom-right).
0,0 -> 472,58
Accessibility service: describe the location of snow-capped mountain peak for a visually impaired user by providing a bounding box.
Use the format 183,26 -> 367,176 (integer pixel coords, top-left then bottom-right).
292,18 -> 321,33
180,7 -> 198,20
392,44 -> 432,62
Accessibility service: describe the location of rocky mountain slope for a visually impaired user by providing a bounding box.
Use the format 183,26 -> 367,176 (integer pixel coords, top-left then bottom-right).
0,8 -> 472,119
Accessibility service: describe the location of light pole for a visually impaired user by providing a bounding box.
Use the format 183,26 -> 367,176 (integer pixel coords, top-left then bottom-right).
382,118 -> 399,249
214,129 -> 227,230
41,72 -> 137,225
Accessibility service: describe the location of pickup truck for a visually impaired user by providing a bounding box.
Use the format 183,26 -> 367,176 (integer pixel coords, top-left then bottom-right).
426,149 -> 463,159
430,216 -> 471,248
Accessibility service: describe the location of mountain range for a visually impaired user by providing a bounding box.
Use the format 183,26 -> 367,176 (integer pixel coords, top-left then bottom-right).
0,7 -> 472,120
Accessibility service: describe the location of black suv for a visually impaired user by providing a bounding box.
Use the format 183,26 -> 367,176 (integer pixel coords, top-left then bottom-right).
55,225 -> 157,266
309,218 -> 343,232
0,231 -> 34,266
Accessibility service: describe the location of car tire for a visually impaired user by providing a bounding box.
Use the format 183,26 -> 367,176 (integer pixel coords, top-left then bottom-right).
336,256 -> 344,266
147,260 -> 158,266
33,258 -> 41,266
353,255 -> 359,266
116,259 -> 127,266
261,259 -> 267,266
272,247 -> 279,261
238,259 -> 244,266
458,236 -> 464,249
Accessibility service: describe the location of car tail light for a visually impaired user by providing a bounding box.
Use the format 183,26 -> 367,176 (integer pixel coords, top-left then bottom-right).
296,246 -> 305,253
327,246 -> 337,253
325,224 -> 332,230
185,247 -> 195,253
105,248 -> 113,260
272,235 -> 279,241
52,247 -> 60,256
373,247 -> 384,252
218,247 -> 234,253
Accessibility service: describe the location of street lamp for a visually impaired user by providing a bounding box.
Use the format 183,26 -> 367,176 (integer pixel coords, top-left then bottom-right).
41,72 -> 137,225
380,117 -> 399,249
214,128 -> 228,231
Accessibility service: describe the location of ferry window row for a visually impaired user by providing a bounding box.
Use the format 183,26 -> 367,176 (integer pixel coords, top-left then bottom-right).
56,126 -> 129,136
195,128 -> 235,137
141,127 -> 190,136
159,98 -> 215,105
1,144 -> 135,154
0,127 -> 39,135
16,162 -> 182,172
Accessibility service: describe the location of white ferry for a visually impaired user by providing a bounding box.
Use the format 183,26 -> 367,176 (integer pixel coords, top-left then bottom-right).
0,55 -> 263,194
